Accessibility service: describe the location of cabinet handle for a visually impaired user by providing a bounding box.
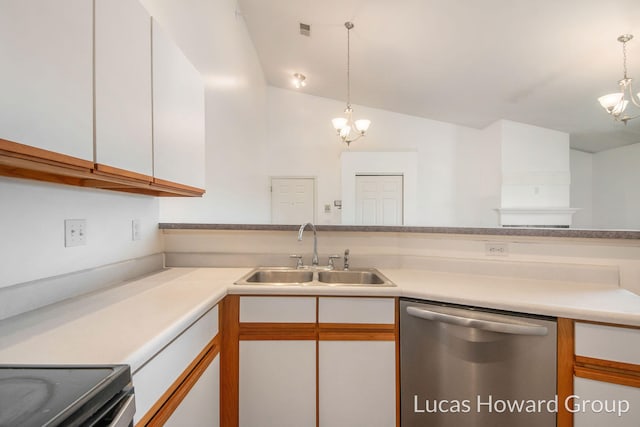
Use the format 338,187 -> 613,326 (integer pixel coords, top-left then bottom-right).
406,306 -> 548,336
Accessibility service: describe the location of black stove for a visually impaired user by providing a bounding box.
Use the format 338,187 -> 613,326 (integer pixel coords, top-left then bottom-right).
0,365 -> 134,427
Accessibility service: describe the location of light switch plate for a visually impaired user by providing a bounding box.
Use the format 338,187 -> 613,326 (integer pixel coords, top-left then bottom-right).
65,219 -> 87,247
132,219 -> 141,241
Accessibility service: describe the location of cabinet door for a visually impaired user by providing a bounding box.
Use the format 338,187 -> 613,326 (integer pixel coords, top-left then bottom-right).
95,0 -> 152,176
0,0 -> 93,161
573,377 -> 640,426
133,305 -> 218,424
164,354 -> 220,427
239,340 -> 316,427
151,19 -> 205,189
319,341 -> 396,427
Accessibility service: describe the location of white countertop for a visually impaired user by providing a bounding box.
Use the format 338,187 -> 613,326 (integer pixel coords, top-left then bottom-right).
0,267 -> 639,372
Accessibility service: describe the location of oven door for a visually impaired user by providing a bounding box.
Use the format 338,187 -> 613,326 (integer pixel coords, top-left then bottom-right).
85,385 -> 135,427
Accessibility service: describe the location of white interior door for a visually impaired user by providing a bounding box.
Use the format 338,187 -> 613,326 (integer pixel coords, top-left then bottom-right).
355,175 -> 403,225
271,177 -> 316,224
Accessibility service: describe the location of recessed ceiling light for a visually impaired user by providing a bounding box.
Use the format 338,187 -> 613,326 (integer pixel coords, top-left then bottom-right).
292,73 -> 307,88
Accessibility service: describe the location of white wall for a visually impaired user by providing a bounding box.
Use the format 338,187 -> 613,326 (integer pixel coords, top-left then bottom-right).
455,121 -> 502,227
570,149 -> 593,228
500,120 -> 571,208
139,0 -> 269,223
0,0 -> 265,307
592,143 -> 640,230
0,178 -> 161,289
265,87 -> 486,226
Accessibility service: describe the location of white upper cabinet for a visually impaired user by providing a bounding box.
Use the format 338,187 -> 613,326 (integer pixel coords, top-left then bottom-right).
94,0 -> 153,176
0,0 -> 93,161
151,19 -> 205,189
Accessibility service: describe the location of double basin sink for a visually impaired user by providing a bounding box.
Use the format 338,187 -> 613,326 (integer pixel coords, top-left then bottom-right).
235,267 -> 396,287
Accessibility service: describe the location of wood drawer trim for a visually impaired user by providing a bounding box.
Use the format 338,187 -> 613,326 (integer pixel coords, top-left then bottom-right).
239,322 -> 317,340
318,331 -> 396,341
137,333 -> 220,426
574,365 -> 640,389
574,355 -> 640,388
318,323 -> 396,341
238,322 -> 398,341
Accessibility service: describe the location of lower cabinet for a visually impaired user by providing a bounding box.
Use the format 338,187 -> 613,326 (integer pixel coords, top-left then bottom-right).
164,354 -> 220,427
319,340 -> 396,427
564,320 -> 640,427
239,340 -> 316,427
133,304 -> 220,426
573,377 -> 640,427
235,296 -> 398,427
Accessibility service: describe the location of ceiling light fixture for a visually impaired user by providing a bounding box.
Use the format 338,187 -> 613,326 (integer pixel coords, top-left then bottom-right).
331,22 -> 370,147
598,34 -> 640,124
292,73 -> 307,88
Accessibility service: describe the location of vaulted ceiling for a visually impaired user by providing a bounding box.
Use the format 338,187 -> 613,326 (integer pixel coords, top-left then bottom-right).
238,0 -> 640,152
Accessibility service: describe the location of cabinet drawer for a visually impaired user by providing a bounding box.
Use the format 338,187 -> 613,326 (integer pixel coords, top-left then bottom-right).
132,305 -> 218,423
318,297 -> 395,324
240,296 -> 316,323
575,322 -> 640,365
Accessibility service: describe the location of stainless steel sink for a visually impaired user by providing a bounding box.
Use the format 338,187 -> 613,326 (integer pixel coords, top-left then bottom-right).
234,267 -> 395,287
317,269 -> 391,285
237,268 -> 313,285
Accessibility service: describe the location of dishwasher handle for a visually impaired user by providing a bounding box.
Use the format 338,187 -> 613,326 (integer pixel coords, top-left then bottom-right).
406,306 -> 548,336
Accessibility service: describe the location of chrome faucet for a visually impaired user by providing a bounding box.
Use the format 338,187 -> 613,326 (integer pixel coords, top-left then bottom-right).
298,222 -> 319,266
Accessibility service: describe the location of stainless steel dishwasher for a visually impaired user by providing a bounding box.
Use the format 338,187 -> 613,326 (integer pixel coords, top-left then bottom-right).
400,298 -> 557,427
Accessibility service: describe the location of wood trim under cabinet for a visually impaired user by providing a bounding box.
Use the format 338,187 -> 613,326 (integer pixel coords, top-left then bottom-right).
93,163 -> 153,183
137,334 -> 220,426
152,177 -> 205,196
0,138 -> 203,197
556,318 -> 574,427
0,137 -> 94,169
220,295 -> 240,427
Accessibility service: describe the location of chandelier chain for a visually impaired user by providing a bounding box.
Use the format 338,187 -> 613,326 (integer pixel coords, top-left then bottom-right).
623,38 -> 629,79
346,23 -> 351,109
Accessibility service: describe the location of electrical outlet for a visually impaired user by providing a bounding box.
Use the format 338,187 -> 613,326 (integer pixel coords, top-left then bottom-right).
132,219 -> 141,241
485,242 -> 508,256
65,219 -> 87,247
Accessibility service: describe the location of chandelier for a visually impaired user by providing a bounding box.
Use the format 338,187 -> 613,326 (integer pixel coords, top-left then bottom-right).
331,22 -> 371,146
598,34 -> 640,124
292,73 -> 306,88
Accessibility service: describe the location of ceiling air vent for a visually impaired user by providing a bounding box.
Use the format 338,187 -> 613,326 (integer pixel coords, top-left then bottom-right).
299,22 -> 311,37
